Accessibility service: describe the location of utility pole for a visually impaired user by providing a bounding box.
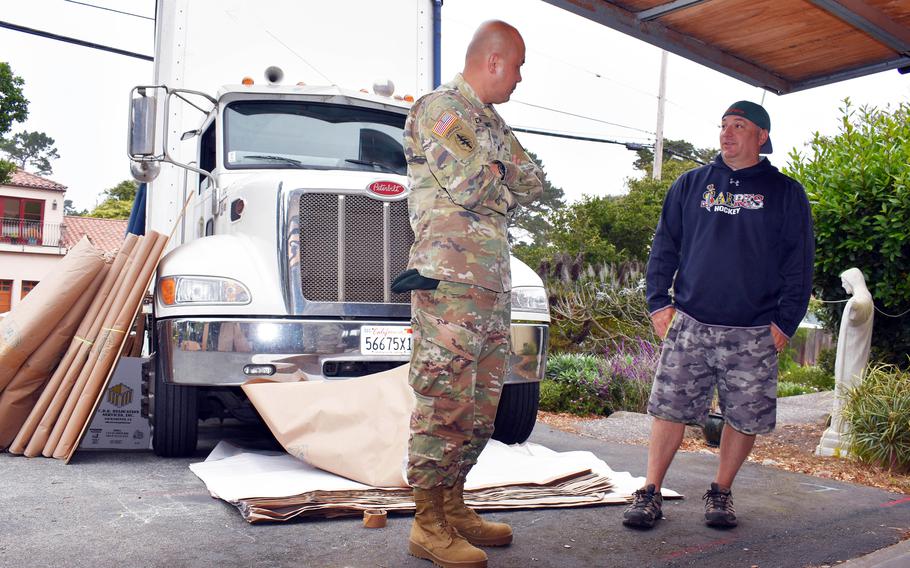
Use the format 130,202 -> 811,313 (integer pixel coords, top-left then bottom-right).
652,51 -> 668,180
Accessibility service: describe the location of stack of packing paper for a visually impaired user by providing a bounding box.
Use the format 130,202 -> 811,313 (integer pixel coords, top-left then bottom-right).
190,440 -> 681,523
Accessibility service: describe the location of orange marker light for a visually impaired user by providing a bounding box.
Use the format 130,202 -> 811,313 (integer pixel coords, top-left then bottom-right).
160,277 -> 176,305
242,77 -> 254,86
403,95 -> 414,102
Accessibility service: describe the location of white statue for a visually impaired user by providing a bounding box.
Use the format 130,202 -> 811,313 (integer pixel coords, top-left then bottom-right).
816,267 -> 874,457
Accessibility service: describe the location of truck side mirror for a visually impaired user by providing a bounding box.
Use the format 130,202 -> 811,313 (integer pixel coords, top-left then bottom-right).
129,90 -> 158,157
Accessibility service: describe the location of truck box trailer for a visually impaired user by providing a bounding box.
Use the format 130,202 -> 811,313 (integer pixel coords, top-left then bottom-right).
128,0 -> 549,457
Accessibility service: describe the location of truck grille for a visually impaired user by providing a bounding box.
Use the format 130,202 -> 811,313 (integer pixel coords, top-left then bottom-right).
299,193 -> 413,303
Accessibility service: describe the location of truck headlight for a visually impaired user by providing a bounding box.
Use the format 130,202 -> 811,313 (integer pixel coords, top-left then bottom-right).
159,276 -> 251,305
511,286 -> 549,313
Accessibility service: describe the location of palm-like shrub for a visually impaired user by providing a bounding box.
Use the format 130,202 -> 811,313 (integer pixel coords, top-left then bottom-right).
543,257 -> 656,353
841,364 -> 910,472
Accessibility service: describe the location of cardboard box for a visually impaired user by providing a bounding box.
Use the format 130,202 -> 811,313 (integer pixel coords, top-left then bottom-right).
79,357 -> 151,450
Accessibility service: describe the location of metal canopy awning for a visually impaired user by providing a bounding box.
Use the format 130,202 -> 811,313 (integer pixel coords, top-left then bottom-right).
541,0 -> 910,94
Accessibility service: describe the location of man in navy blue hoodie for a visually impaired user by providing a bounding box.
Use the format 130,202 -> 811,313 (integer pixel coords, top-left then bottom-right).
622,101 -> 814,530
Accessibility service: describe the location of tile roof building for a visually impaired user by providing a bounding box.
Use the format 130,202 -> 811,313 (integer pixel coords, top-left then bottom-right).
63,216 -> 128,255
1,169 -> 127,313
8,169 -> 67,192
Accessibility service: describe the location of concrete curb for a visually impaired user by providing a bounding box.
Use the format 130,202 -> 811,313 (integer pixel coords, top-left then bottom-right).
842,538 -> 910,567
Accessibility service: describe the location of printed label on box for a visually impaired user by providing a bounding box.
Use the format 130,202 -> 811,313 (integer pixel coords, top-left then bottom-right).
80,357 -> 151,450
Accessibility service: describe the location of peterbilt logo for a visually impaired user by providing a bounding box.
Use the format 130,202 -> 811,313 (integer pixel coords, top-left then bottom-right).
367,181 -> 407,198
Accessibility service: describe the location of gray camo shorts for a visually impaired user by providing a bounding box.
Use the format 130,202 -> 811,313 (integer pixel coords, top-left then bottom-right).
647,310 -> 779,435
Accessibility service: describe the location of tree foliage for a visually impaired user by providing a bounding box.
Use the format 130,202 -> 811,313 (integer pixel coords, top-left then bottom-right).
633,138 -> 715,173
0,130 -> 60,175
0,62 -> 29,184
786,100 -> 910,365
64,199 -> 88,217
509,150 -> 566,244
87,180 -> 138,219
517,144 -> 712,271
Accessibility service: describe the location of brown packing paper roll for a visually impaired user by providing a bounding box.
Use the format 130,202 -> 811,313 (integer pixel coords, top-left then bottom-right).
11,234 -> 139,456
0,237 -> 105,391
56,231 -> 169,461
42,234 -> 156,457
241,363 -> 415,488
0,265 -> 109,449
25,235 -> 141,457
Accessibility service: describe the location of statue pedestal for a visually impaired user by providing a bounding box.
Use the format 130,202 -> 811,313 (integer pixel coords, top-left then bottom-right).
815,423 -> 848,457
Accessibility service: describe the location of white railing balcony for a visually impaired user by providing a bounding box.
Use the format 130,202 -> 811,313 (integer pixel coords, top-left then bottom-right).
0,217 -> 65,248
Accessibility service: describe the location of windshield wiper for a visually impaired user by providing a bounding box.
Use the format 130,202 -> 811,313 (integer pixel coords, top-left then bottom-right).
345,158 -> 401,174
245,155 -> 304,166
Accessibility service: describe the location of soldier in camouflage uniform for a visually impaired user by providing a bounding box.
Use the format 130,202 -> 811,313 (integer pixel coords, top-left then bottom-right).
399,20 -> 543,568
623,101 -> 814,531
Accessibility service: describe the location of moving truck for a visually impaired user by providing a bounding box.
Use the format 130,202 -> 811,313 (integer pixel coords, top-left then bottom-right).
128,0 -> 549,457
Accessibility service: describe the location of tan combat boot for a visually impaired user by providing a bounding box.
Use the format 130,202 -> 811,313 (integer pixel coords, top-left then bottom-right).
443,479 -> 513,546
409,486 -> 488,568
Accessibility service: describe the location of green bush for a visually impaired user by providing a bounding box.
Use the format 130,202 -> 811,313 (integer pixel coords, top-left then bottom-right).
786,101 -> 910,365
541,346 -> 657,416
782,365 -> 834,391
777,344 -> 800,376
539,379 -> 570,412
816,347 -> 836,377
777,381 -> 814,398
542,353 -> 610,415
841,364 -> 910,472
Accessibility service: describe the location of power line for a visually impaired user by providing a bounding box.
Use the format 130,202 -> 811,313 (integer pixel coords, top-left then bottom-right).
511,126 -> 647,149
63,0 -> 154,21
0,20 -> 153,61
512,99 -> 655,135
512,126 -> 708,165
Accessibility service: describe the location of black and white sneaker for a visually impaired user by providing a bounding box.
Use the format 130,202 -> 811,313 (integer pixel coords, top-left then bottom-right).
703,482 -> 737,527
622,484 -> 663,528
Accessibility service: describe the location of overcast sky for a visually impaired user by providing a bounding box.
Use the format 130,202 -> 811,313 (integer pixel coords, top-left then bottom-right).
2,0 -> 908,211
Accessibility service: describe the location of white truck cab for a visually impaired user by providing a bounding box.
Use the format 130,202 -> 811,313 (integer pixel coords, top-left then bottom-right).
128,1 -> 549,457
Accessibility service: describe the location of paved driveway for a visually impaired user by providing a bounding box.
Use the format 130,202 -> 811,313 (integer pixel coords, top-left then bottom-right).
0,421 -> 907,568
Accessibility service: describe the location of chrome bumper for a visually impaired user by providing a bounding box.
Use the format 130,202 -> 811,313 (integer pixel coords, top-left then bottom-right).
156,318 -> 548,386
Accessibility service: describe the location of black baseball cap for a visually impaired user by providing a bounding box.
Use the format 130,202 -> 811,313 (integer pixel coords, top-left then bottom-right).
723,100 -> 773,154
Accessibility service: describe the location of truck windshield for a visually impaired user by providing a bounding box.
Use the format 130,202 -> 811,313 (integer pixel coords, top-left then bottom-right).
224,101 -> 407,175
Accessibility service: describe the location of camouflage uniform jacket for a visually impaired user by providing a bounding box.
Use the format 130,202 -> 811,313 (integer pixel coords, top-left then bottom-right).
404,73 -> 544,292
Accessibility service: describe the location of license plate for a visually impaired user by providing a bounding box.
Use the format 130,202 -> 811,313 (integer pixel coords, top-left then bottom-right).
360,325 -> 413,355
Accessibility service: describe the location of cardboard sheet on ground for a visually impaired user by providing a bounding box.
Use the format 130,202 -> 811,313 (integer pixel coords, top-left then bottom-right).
190,440 -> 681,523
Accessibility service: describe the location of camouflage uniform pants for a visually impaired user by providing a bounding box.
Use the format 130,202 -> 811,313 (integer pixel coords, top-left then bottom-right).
407,281 -> 511,489
648,310 -> 779,435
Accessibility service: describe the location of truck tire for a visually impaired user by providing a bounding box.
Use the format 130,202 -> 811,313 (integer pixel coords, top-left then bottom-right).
492,381 -> 539,445
151,354 -> 199,457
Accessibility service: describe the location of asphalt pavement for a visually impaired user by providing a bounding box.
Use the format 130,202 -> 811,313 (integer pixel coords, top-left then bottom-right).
1,410 -> 908,568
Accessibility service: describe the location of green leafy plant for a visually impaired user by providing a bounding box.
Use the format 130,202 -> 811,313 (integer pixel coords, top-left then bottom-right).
541,353 -> 609,415
816,347 -> 836,377
786,100 -> 910,365
782,365 -> 834,392
777,380 -> 814,398
777,343 -> 801,376
541,343 -> 658,416
841,364 -> 910,472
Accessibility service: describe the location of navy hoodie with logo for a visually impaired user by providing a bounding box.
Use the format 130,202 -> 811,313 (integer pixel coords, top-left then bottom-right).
646,154 -> 814,338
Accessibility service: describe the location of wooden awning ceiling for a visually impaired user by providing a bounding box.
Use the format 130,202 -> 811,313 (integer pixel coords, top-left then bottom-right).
542,0 -> 910,94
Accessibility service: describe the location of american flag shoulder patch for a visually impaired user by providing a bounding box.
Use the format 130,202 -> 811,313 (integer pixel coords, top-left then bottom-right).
432,111 -> 458,137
